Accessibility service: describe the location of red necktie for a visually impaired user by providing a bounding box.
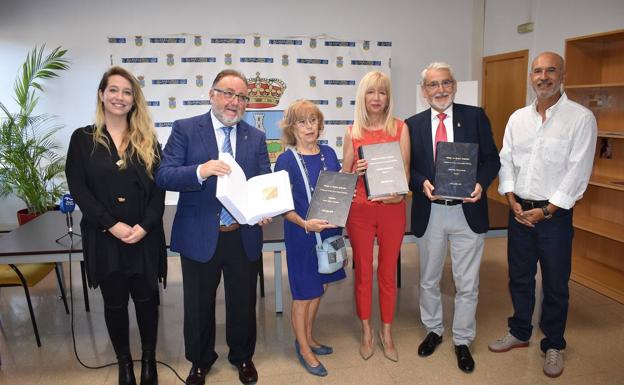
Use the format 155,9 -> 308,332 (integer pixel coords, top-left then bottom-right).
434,113 -> 447,159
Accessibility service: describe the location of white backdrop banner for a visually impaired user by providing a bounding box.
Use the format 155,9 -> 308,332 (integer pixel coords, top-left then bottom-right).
108,34 -> 392,162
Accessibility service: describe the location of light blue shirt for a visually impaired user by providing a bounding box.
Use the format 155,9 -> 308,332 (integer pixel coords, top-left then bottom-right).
196,110 -> 239,184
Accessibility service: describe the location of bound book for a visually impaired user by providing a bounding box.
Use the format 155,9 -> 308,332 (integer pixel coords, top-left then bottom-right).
306,171 -> 357,227
357,141 -> 409,199
216,153 -> 294,225
433,142 -> 479,200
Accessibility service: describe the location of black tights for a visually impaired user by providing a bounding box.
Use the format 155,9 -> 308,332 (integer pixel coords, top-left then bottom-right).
99,273 -> 158,359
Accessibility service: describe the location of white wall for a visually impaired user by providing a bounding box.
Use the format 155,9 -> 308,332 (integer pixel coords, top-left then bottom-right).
2,0 -> 622,227
484,0 -> 624,63
0,0 -> 483,227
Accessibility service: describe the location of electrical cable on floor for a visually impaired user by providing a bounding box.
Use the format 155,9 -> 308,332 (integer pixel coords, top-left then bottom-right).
64,233 -> 187,383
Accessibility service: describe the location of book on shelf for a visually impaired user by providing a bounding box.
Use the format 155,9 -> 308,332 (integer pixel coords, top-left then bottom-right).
216,153 -> 294,225
357,141 -> 409,199
306,171 -> 357,227
433,142 -> 478,200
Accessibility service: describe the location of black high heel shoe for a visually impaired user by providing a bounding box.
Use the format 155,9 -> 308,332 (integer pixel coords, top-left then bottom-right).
118,355 -> 137,385
140,350 -> 158,385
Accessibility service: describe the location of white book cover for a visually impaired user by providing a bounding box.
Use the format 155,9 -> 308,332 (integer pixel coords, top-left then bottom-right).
216,153 -> 294,225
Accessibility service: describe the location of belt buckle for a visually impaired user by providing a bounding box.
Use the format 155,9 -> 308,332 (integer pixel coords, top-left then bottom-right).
443,199 -> 452,205
521,199 -> 539,210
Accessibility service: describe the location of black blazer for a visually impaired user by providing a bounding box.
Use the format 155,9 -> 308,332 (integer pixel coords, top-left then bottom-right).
405,103 -> 501,237
65,125 -> 167,289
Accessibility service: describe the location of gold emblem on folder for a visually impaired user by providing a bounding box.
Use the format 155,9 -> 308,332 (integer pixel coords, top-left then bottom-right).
262,186 -> 278,200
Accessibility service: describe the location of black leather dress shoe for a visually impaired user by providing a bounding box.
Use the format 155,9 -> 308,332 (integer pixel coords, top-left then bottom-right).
454,345 -> 475,373
418,332 -> 443,357
236,361 -> 258,384
186,365 -> 210,385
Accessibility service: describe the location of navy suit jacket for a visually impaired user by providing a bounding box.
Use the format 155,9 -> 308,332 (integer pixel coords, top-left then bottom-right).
155,112 -> 271,262
405,103 -> 500,237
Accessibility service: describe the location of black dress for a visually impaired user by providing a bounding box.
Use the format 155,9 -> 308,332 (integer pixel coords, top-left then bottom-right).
65,125 -> 167,290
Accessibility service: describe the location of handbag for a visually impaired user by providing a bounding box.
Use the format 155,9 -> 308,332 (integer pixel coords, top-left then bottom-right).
291,148 -> 346,274
315,234 -> 347,274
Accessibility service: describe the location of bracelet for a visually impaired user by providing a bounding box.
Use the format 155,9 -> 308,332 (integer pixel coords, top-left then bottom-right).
304,220 -> 309,234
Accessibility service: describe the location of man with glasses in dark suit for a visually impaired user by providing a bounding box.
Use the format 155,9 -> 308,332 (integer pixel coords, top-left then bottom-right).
405,62 -> 500,373
156,69 -> 271,385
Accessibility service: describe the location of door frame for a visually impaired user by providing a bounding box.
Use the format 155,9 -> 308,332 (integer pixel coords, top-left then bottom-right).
482,49 -> 529,227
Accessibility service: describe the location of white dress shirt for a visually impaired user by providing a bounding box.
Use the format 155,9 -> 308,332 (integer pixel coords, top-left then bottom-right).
196,110 -> 238,184
498,93 -> 597,209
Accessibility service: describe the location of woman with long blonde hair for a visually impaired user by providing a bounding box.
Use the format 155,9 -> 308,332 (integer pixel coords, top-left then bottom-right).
342,71 -> 410,362
66,66 -> 166,385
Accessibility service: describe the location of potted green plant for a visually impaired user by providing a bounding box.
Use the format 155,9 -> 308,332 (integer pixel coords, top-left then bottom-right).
0,45 -> 70,225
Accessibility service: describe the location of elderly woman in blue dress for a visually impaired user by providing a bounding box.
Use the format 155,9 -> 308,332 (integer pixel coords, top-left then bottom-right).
274,100 -> 346,377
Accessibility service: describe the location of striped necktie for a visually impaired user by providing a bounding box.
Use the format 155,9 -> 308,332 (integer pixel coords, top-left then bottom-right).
219,126 -> 235,226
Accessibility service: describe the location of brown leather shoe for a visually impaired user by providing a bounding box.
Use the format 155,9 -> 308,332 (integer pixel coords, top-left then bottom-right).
236,361 -> 258,384
186,365 -> 210,385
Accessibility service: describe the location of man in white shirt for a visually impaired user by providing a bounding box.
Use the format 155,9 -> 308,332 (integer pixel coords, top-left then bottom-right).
489,52 -> 597,378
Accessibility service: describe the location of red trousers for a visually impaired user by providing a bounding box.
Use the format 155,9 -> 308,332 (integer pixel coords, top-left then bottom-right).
346,200 -> 406,323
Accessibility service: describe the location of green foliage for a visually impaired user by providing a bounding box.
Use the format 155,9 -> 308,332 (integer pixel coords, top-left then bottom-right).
0,45 -> 70,214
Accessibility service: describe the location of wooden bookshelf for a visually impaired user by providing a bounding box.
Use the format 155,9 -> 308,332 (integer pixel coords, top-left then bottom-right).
597,131 -> 624,139
573,214 -> 624,243
570,229 -> 624,304
566,83 -> 624,89
588,175 -> 624,191
565,29 -> 624,303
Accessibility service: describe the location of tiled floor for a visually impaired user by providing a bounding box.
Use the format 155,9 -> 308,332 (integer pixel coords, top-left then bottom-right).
1,236 -> 623,384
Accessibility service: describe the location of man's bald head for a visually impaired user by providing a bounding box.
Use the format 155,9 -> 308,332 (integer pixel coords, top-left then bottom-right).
530,52 -> 566,102
531,52 -> 565,72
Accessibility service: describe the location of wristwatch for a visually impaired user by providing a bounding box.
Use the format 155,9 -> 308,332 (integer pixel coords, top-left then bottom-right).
542,206 -> 553,219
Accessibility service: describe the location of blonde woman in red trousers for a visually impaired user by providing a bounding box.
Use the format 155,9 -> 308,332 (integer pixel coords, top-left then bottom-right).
342,71 -> 410,362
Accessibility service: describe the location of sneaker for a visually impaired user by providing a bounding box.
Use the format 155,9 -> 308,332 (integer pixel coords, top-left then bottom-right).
488,332 -> 529,352
543,349 -> 564,378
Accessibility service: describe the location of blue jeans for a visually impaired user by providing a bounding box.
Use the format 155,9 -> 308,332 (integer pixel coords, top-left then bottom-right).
506,208 -> 573,352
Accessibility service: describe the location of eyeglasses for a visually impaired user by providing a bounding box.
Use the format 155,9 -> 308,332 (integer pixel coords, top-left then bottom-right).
296,117 -> 319,127
212,88 -> 250,103
424,79 -> 455,91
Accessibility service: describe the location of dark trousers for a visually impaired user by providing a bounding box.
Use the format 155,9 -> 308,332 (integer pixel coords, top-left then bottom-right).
507,208 -> 573,352
99,273 -> 159,359
181,229 -> 259,368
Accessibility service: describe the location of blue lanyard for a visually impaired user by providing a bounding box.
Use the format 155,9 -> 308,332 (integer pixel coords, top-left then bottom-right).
295,149 -> 327,194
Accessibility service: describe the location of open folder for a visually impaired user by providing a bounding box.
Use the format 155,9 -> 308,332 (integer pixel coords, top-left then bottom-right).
216,153 -> 294,225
